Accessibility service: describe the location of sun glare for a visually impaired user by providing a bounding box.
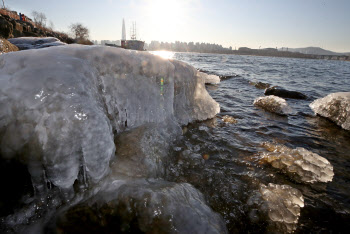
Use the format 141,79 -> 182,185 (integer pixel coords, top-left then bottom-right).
145,0 -> 190,38
150,51 -> 175,60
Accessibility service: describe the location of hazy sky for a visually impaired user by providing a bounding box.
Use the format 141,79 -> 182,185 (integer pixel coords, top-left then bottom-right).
6,0 -> 350,52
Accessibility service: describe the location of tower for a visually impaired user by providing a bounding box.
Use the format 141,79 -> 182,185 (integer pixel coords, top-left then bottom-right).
121,18 -> 126,48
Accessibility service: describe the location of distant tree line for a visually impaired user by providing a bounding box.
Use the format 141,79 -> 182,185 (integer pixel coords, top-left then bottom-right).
147,41 -> 232,53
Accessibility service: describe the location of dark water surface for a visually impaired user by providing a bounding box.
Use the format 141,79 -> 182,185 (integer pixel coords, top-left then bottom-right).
166,53 -> 350,232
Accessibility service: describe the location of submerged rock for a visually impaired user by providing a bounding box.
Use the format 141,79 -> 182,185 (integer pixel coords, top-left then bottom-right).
310,92 -> 350,131
222,115 -> 238,124
249,81 -> 270,89
259,183 -> 304,233
53,179 -> 228,234
261,142 -> 334,183
265,86 -> 307,99
254,95 -> 292,115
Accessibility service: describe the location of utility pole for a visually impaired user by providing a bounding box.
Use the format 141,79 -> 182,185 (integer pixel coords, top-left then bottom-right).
2,0 -> 5,8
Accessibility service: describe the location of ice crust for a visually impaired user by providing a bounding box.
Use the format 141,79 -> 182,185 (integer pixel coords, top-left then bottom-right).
7,37 -> 66,50
254,95 -> 292,115
259,183 -> 304,233
310,92 -> 350,130
261,142 -> 334,183
199,72 -> 221,84
0,45 -> 220,191
55,179 -> 228,233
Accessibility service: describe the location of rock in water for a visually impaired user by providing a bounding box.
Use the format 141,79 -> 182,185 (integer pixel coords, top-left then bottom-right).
199,71 -> 221,84
0,45 -> 220,192
53,179 -> 228,234
310,92 -> 350,131
254,95 -> 292,115
259,183 -> 304,233
265,86 -> 307,99
261,142 -> 334,183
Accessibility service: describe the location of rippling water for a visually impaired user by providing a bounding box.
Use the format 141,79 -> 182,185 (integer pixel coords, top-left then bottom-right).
163,53 -> 350,232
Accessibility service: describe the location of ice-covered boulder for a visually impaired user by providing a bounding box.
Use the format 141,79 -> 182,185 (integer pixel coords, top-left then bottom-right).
310,92 -> 350,130
261,142 -> 334,183
7,37 -> 66,50
254,95 -> 292,115
0,45 -> 220,192
199,71 -> 220,84
259,183 -> 304,233
53,179 -> 228,233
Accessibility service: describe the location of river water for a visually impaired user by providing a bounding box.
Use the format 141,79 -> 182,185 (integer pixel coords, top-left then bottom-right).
163,52 -> 350,232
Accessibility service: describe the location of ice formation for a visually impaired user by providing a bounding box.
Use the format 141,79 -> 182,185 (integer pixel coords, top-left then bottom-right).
222,115 -> 237,124
310,92 -> 350,130
0,45 -> 220,192
259,183 -> 304,233
261,142 -> 334,183
199,71 -> 221,84
254,95 -> 292,115
54,179 -> 228,233
7,37 -> 66,50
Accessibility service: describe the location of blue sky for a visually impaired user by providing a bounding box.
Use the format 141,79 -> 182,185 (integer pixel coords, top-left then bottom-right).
6,0 -> 350,52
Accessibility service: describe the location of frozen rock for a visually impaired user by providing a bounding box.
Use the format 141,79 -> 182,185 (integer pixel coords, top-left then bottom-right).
199,71 -> 221,84
259,183 -> 304,233
310,92 -> 350,130
53,179 -> 228,234
254,95 -> 292,115
7,37 -> 66,50
0,45 -> 220,192
261,142 -> 334,183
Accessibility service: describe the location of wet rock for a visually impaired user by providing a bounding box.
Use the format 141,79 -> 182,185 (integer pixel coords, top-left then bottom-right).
265,86 -> 307,99
254,95 -> 292,115
310,92 -> 350,131
53,179 -> 228,234
222,115 -> 237,124
261,142 -> 334,183
249,81 -> 270,89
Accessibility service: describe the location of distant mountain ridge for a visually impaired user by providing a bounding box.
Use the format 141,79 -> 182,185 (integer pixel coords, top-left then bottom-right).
284,47 -> 350,56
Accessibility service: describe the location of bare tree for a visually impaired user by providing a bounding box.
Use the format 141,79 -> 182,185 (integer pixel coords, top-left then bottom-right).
70,23 -> 90,43
32,11 -> 47,27
1,0 -> 5,8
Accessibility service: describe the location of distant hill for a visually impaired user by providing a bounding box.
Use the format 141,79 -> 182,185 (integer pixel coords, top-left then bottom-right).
282,47 -> 349,56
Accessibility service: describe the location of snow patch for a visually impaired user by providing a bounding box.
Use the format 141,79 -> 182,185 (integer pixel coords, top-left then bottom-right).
310,92 -> 350,130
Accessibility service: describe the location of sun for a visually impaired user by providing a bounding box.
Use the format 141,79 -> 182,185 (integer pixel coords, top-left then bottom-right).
144,0 -> 189,38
